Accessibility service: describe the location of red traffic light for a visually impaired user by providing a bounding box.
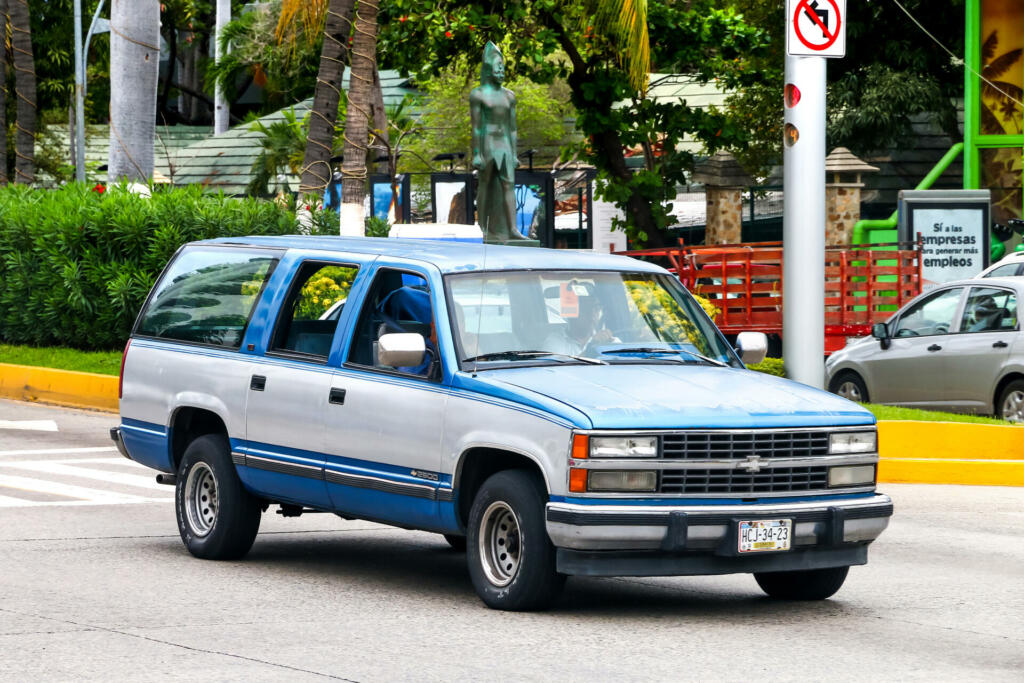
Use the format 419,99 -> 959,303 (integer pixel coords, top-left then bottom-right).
784,83 -> 801,108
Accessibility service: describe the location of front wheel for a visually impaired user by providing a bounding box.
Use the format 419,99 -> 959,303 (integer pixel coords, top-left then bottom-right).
175,434 -> 262,560
754,566 -> 849,600
829,372 -> 869,403
466,470 -> 565,611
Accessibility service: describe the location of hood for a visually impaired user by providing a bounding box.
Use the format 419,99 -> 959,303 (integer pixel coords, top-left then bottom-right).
475,364 -> 874,429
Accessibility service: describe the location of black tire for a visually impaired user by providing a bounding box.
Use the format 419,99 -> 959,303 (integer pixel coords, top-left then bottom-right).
996,379 -> 1024,423
175,433 -> 262,560
443,534 -> 467,551
466,469 -> 565,611
755,566 -> 850,600
829,371 -> 869,403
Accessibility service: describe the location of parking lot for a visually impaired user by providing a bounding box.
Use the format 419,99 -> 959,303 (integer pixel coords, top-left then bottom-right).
0,398 -> 1021,681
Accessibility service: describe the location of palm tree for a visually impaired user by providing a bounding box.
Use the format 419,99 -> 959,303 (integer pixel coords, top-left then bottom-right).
0,0 -> 8,185
8,0 -> 35,184
339,0 -> 381,225
277,0 -> 357,197
108,0 -> 160,183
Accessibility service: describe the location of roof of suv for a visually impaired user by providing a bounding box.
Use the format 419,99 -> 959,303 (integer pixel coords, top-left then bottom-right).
202,235 -> 664,275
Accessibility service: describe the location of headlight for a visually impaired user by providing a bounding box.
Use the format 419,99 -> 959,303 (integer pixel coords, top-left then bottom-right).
587,470 -> 657,492
829,431 -> 876,454
828,464 -> 876,487
589,436 -> 658,458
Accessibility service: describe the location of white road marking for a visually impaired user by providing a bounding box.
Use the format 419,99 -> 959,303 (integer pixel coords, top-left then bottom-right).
0,461 -> 167,491
0,473 -> 158,504
0,446 -> 117,457
0,420 -> 59,432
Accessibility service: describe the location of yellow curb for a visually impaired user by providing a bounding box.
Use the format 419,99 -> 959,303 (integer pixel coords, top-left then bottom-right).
0,362 -> 118,413
878,420 -> 1024,486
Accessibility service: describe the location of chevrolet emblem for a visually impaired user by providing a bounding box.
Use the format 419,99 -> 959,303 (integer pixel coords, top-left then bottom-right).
736,455 -> 764,473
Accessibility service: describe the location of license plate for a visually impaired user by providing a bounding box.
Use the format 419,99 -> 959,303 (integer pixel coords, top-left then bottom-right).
738,519 -> 792,553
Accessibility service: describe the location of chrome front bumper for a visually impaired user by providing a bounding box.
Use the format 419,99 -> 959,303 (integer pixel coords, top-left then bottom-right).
546,493 -> 893,552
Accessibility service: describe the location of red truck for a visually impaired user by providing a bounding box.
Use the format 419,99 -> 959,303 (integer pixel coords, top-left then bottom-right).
622,241 -> 923,355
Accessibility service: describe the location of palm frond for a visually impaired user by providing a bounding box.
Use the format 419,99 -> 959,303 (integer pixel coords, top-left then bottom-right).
983,48 -> 1022,79
587,0 -> 650,93
982,30 -> 998,63
275,0 -> 328,56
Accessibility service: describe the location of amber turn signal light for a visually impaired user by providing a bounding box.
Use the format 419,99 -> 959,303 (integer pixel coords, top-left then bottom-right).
572,434 -> 588,460
569,468 -> 588,493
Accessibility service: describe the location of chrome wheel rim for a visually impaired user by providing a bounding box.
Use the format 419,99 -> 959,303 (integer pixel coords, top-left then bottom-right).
1001,390 -> 1024,423
184,462 -> 218,537
478,501 -> 521,587
836,380 -> 863,402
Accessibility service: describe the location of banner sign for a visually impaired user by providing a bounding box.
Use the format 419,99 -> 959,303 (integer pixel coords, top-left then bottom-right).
899,190 -> 991,290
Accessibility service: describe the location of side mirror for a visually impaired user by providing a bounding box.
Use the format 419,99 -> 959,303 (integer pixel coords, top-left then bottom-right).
871,323 -> 891,350
735,331 -> 768,365
378,333 -> 426,367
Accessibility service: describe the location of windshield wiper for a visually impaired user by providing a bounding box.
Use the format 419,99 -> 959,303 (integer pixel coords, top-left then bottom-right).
602,346 -> 728,367
462,350 -> 606,365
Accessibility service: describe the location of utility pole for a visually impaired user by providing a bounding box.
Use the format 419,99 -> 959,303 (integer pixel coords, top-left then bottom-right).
782,0 -> 846,388
73,0 -> 85,182
213,0 -> 230,134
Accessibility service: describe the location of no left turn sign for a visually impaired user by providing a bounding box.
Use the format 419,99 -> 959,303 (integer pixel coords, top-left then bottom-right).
786,0 -> 846,58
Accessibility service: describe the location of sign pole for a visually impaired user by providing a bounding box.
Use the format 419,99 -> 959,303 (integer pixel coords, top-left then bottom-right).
73,0 -> 85,183
782,53 -> 826,388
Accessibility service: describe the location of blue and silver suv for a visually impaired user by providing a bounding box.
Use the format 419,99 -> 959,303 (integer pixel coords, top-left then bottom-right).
112,236 -> 891,610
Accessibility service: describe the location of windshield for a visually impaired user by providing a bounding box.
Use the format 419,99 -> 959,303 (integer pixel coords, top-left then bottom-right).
445,270 -> 738,367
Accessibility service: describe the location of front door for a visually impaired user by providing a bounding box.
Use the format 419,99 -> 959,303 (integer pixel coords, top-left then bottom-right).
324,266 -> 448,530
865,287 -> 964,405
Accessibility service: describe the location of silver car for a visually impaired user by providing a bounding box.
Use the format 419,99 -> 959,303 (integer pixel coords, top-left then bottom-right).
826,278 -> 1024,421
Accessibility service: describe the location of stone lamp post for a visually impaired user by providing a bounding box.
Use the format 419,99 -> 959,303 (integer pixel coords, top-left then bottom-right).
692,150 -> 754,245
824,147 -> 878,246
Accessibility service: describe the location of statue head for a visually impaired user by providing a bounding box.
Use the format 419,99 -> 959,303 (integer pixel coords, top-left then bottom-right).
481,41 -> 505,85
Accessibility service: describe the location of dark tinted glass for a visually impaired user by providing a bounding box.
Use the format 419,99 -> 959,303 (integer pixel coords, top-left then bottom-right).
136,247 -> 276,348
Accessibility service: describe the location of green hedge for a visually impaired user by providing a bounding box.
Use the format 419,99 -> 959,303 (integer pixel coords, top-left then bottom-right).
747,357 -> 785,377
0,184 -> 303,350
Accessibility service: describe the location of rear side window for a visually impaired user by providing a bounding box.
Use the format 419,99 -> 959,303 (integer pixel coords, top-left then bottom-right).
136,247 -> 277,348
270,262 -> 359,359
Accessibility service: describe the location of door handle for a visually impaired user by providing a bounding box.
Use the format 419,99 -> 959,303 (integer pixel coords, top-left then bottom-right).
250,375 -> 266,391
329,388 -> 346,405
993,340 -> 1009,348
927,344 -> 942,352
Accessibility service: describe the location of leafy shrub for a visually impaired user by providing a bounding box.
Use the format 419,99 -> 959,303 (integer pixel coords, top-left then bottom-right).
747,357 -> 785,377
0,184 -> 302,349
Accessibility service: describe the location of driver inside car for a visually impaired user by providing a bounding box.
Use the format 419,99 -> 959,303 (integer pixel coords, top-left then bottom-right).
544,290 -> 619,357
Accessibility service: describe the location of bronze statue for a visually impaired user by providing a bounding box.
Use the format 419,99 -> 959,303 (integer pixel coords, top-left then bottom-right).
470,42 -> 520,242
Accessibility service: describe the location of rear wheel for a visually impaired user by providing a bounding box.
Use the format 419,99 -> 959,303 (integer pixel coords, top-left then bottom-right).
466,470 -> 564,611
755,566 -> 849,600
997,379 -> 1024,423
175,434 -> 262,560
829,372 -> 869,403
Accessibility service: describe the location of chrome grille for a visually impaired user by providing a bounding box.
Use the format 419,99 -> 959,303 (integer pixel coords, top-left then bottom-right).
661,430 -> 830,460
659,466 -> 830,495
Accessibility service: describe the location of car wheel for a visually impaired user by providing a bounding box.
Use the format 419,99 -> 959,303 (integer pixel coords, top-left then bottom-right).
829,372 -> 869,403
466,469 -> 565,611
755,566 -> 849,600
997,379 -> 1024,423
443,534 -> 467,551
175,434 -> 262,560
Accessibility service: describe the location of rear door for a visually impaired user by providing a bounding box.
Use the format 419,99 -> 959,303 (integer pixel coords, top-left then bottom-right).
940,285 -> 1017,410
864,286 -> 965,405
240,254 -> 365,509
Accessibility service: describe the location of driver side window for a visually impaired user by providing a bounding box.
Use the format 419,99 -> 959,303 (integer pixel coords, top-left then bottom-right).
893,287 -> 963,338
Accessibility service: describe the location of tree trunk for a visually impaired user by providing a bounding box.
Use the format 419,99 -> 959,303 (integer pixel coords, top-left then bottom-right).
8,0 -> 35,185
108,0 -> 160,183
0,0 -> 8,185
158,22 -> 177,124
370,64 -> 389,174
298,0 -> 355,197
213,0 -> 230,134
339,0 -> 380,229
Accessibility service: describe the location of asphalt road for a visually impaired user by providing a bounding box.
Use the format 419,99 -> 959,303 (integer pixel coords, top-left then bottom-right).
0,398 -> 1021,682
